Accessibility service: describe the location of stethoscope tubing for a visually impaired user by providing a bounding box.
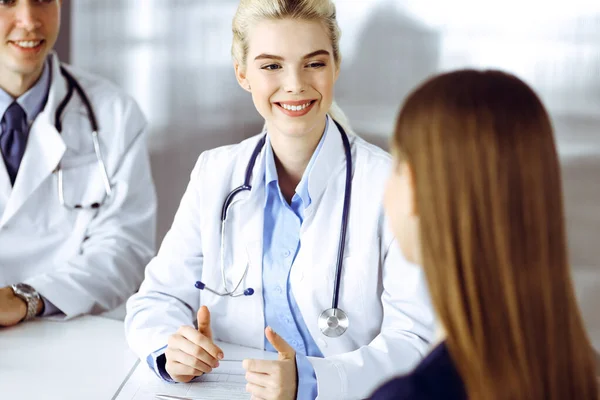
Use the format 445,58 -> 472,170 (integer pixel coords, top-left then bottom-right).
220,135 -> 267,221
331,128 -> 352,310
215,121 -> 351,306
54,65 -> 113,210
197,120 -> 353,337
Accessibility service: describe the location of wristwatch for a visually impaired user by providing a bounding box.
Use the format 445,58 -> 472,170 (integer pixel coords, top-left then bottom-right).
11,283 -> 41,321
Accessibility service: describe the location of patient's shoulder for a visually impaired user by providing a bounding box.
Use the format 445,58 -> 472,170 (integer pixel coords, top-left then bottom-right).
370,342 -> 467,400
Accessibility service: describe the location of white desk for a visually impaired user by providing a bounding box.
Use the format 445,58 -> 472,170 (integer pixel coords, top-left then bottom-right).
0,315 -> 138,400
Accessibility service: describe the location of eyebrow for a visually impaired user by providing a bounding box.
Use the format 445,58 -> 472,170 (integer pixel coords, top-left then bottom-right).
254,49 -> 331,61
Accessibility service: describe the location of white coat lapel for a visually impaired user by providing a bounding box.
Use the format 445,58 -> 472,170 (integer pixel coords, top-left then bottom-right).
293,118 -> 350,324
0,159 -> 10,218
304,116 -> 346,220
237,142 -> 267,349
239,139 -> 267,282
0,53 -> 68,227
0,118 -> 66,227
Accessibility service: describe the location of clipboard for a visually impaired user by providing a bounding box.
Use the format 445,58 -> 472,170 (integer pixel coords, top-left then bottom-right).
112,341 -> 278,400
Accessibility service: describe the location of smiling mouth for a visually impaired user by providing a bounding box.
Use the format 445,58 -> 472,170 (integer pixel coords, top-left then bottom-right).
276,100 -> 316,111
10,39 -> 45,49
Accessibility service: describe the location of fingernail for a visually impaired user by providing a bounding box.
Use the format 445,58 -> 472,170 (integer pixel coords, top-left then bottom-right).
218,352 -> 224,360
215,361 -> 220,368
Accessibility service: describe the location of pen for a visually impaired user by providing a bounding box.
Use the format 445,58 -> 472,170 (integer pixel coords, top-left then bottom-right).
155,394 -> 196,400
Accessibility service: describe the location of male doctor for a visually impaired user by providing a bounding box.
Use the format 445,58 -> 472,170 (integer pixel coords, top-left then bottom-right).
0,0 -> 156,326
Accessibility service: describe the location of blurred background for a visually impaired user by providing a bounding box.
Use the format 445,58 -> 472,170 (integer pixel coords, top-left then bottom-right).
58,0 -> 599,352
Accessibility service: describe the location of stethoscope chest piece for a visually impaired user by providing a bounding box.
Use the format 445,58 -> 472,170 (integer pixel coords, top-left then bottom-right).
318,307 -> 349,338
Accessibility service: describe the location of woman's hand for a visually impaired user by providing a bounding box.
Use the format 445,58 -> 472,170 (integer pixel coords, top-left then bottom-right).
243,327 -> 298,400
165,306 -> 224,382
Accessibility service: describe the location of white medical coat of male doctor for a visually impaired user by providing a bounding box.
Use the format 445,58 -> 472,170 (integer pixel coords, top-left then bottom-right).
0,53 -> 156,318
125,120 -> 434,399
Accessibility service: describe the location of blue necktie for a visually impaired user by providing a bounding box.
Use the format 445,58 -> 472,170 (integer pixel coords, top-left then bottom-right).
0,102 -> 28,186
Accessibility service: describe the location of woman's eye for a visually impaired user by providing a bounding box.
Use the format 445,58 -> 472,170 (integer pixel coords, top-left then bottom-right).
261,64 -> 281,71
307,62 -> 326,68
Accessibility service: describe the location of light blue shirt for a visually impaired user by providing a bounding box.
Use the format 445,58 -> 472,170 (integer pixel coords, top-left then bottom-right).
262,119 -> 328,400
0,57 -> 58,317
0,57 -> 50,135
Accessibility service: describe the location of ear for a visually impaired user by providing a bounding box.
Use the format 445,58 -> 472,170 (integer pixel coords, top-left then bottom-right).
234,62 -> 251,92
334,61 -> 341,83
399,162 -> 418,218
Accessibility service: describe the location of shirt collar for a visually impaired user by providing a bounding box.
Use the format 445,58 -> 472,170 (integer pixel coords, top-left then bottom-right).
264,116 -> 330,208
0,88 -> 12,123
0,57 -> 51,124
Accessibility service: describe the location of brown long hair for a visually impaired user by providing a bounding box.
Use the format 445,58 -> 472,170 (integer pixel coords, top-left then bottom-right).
393,70 -> 598,399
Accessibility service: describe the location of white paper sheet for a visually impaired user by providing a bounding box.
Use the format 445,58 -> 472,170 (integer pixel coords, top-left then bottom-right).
114,341 -> 278,400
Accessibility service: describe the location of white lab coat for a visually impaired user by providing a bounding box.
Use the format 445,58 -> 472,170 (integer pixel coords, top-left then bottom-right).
125,120 -> 434,399
0,53 -> 156,318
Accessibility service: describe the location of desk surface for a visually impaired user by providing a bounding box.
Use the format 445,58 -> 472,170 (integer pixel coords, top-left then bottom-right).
0,315 -> 137,400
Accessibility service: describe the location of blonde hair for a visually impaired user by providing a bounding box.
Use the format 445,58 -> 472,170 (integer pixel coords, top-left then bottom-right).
392,69 -> 599,399
232,0 -> 352,132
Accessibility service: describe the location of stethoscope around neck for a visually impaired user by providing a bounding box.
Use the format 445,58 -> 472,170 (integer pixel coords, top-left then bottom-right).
195,120 -> 352,337
53,65 -> 113,210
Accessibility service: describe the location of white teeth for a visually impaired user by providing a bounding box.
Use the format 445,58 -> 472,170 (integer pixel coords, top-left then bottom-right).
281,101 -> 312,111
13,40 -> 41,48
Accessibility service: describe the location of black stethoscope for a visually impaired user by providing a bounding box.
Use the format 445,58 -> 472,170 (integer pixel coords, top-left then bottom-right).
54,65 -> 113,210
195,120 -> 352,337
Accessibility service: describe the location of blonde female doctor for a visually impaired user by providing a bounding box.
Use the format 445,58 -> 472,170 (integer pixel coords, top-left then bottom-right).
125,1 -> 434,399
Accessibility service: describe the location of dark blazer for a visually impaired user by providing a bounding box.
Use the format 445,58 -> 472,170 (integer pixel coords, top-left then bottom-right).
370,342 -> 467,400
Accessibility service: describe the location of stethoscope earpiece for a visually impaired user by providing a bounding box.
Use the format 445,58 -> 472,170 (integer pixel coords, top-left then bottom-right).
195,280 -> 255,297
194,281 -> 205,290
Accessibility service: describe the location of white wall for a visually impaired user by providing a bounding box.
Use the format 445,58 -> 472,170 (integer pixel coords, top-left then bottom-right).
71,0 -> 600,350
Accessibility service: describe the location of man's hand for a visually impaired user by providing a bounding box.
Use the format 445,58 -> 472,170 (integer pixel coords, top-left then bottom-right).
0,286 -> 27,327
165,306 -> 224,383
243,327 -> 298,400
